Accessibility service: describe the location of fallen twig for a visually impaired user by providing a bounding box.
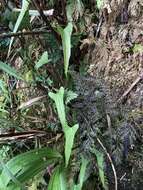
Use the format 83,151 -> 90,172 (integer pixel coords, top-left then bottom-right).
13,8 -> 54,16
17,95 -> 47,110
118,71 -> 143,103
0,130 -> 62,141
0,30 -> 49,39
0,130 -> 46,141
96,14 -> 103,37
96,136 -> 118,190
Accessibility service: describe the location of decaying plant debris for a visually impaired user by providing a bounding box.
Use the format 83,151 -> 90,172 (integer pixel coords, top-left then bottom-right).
85,0 -> 143,189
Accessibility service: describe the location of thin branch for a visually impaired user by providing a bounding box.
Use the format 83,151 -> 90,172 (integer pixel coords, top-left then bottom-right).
118,70 -> 143,103
0,30 -> 50,39
0,130 -> 62,141
13,8 -> 54,16
96,136 -> 118,190
96,14 -> 103,37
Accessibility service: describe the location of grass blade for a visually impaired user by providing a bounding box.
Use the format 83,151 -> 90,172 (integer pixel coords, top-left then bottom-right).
0,61 -> 23,80
8,0 -> 31,56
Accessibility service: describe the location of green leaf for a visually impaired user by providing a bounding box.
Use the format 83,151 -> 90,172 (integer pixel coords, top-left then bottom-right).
65,90 -> 78,105
78,157 -> 88,189
96,0 -> 103,9
92,149 -> 107,190
132,44 -> 143,53
48,166 -> 67,190
49,87 -> 67,129
0,61 -> 22,80
58,23 -> 73,77
35,51 -> 49,69
24,70 -> 33,82
49,87 -> 78,166
0,147 -> 62,189
8,0 -> 31,55
0,159 -> 23,189
64,124 -> 79,166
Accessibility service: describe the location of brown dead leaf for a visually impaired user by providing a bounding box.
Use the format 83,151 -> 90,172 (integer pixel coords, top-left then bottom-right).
18,95 -> 47,110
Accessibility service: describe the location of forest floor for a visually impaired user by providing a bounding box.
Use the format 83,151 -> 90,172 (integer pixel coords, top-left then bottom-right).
86,1 -> 143,189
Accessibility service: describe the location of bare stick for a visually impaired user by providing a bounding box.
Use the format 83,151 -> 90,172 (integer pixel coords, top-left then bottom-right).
0,30 -> 49,39
118,71 -> 143,103
13,8 -> 54,16
96,136 -> 118,190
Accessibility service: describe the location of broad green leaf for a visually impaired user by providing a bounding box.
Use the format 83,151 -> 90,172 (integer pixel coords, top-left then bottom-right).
96,0 -> 103,9
65,90 -> 78,105
92,149 -> 107,190
65,124 -> 78,166
0,158 -> 23,189
58,23 -> 73,77
49,87 -> 78,166
48,166 -> 67,190
8,0 -> 31,55
49,87 -> 67,130
35,51 -> 49,69
0,61 -> 22,80
0,184 -> 20,190
0,147 -> 62,189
